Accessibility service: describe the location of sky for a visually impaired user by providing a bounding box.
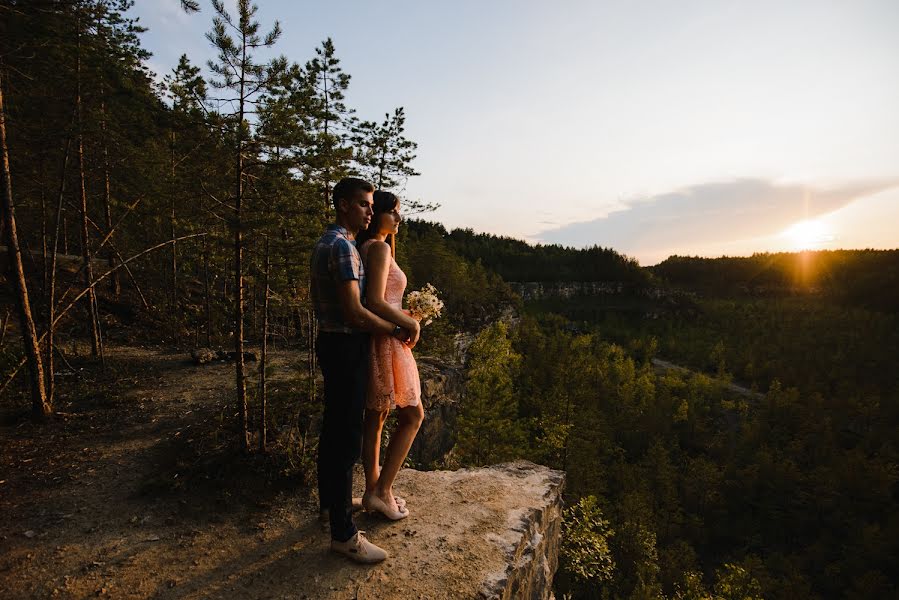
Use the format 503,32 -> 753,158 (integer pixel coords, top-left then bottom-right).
133,0 -> 899,265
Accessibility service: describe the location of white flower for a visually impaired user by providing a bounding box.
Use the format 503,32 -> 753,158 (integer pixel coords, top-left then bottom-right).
406,283 -> 445,326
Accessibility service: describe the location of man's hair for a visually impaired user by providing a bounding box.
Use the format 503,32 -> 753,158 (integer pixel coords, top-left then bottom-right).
332,177 -> 375,212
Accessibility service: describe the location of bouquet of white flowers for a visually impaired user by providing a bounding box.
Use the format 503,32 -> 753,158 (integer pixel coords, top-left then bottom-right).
405,283 -> 444,326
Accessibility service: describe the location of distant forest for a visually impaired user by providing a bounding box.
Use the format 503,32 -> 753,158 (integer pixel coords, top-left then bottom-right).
652,250 -> 899,312
440,225 -> 647,283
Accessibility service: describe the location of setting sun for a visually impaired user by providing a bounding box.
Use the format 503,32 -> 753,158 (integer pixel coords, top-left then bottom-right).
782,218 -> 835,250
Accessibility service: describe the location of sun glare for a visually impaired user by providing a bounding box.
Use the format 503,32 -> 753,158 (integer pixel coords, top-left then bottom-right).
782,219 -> 834,250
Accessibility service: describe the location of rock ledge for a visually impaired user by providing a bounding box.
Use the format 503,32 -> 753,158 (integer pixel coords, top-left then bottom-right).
307,460 -> 564,600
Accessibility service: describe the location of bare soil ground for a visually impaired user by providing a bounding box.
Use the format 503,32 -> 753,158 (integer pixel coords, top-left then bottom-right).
0,345 -> 526,600
0,345 -> 326,599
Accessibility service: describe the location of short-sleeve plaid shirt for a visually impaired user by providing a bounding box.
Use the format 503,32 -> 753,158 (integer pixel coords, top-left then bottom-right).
310,224 -> 366,333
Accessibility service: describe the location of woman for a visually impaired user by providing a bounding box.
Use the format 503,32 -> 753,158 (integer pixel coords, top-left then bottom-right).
356,190 -> 424,520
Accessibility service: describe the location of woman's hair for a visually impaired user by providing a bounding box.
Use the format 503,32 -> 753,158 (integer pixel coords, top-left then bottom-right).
356,190 -> 399,256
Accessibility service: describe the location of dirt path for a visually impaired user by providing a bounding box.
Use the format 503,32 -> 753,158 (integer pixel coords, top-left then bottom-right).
0,345 -> 327,599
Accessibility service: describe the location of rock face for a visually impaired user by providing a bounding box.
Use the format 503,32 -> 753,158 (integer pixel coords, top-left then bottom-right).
409,356 -> 464,466
307,461 -> 565,600
473,463 -> 565,600
509,281 -> 697,302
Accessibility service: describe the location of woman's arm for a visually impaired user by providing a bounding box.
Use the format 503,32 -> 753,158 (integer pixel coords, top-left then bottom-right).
364,241 -> 420,334
336,279 -> 401,337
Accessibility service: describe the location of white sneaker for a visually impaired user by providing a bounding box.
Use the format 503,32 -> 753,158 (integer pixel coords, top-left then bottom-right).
330,531 -> 389,564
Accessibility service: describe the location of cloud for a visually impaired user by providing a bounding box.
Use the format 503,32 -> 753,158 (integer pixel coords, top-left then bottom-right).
154,0 -> 194,26
535,178 -> 899,259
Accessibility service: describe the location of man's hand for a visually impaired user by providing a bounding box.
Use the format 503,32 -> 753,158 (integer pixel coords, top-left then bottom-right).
406,320 -> 421,349
337,279 -> 400,336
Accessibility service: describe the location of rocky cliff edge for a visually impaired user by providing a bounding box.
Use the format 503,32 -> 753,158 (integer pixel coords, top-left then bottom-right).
304,461 -> 564,600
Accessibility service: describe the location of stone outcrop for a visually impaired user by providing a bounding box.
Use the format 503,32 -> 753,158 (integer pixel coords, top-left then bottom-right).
303,461 -> 564,600
409,356 -> 464,466
473,463 -> 565,600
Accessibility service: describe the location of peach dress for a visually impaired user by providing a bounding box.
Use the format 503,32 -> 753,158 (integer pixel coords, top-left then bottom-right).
359,240 -> 422,411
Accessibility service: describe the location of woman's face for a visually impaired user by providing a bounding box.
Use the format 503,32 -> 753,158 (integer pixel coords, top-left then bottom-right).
378,202 -> 401,235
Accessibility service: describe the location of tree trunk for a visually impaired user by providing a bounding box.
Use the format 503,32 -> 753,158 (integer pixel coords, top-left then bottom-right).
235,37 -> 249,451
47,135 -> 72,404
307,308 -> 316,405
0,69 -> 50,418
322,68 -> 331,210
40,155 -> 48,294
203,234 -> 211,347
259,237 -> 270,452
169,129 -> 179,341
251,239 -> 257,339
0,308 -> 10,349
76,16 -> 103,363
100,98 -> 119,297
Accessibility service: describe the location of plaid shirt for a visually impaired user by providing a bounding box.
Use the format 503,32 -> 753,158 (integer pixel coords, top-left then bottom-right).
310,224 -> 366,333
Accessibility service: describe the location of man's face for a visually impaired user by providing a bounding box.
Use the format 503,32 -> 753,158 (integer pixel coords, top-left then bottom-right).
339,190 -> 373,235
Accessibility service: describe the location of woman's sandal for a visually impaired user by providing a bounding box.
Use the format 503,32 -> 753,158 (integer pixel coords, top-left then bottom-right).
363,490 -> 407,509
363,492 -> 409,520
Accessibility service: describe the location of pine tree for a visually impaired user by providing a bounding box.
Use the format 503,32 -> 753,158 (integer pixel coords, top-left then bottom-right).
351,107 -> 419,190
301,38 -> 354,210
206,0 -> 283,451
163,54 -> 210,340
0,66 -> 50,418
454,322 -> 525,466
558,495 -> 617,595
74,4 -> 104,362
351,106 -> 437,213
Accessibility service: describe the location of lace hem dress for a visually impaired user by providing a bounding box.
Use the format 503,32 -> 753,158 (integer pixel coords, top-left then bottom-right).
359,240 -> 421,411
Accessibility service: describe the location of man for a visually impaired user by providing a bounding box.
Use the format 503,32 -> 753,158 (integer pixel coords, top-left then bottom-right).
310,177 -> 420,563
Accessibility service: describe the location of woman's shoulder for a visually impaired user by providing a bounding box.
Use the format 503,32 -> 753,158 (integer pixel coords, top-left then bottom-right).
360,239 -> 390,262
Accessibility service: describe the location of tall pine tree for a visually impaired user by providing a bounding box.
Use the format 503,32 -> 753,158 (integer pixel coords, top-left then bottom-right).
206,0 -> 283,451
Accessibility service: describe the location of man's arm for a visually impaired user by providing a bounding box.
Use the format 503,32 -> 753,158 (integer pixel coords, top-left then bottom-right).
336,279 -> 408,338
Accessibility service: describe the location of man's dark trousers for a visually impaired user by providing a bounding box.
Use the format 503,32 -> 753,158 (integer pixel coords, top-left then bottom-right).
316,331 -> 369,542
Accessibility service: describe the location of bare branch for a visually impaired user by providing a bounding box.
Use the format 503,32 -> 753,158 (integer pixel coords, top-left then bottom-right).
1,234 -> 207,395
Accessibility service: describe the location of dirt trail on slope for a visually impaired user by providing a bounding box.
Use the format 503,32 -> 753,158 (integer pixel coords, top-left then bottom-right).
0,346 -> 327,599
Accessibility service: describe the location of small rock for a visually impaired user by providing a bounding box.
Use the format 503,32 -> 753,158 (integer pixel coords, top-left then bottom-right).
23,530 -> 36,538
